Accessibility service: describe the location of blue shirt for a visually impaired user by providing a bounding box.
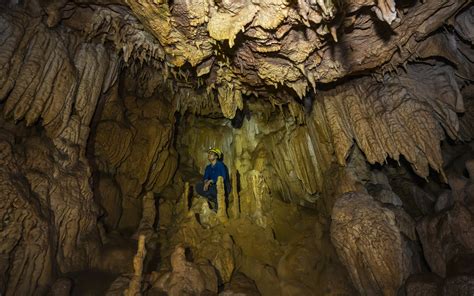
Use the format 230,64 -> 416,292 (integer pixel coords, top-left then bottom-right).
203,161 -> 228,184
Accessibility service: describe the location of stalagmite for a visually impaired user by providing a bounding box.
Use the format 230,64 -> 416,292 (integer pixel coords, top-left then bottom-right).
124,235 -> 147,296
249,170 -> 269,228
182,182 -> 190,213
134,192 -> 156,240
217,176 -> 228,222
230,170 -> 240,219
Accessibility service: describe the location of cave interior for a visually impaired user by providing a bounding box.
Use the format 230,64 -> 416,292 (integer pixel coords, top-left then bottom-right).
0,0 -> 474,295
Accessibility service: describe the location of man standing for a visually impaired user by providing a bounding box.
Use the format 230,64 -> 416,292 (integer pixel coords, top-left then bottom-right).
195,147 -> 230,210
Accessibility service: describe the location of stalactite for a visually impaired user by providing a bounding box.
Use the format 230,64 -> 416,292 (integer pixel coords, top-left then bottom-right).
319,64 -> 464,180
123,0 -> 467,119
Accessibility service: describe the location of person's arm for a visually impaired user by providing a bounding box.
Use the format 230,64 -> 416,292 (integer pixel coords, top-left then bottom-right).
203,165 -> 210,181
203,165 -> 212,191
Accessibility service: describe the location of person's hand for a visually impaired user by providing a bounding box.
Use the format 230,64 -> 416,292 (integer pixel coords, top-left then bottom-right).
203,180 -> 211,191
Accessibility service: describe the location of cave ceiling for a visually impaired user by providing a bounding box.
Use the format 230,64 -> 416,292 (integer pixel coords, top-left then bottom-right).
34,0 -> 471,116
1,0 -> 473,181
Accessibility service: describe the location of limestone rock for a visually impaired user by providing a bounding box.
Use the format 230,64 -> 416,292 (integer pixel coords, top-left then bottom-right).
134,192 -> 157,240
0,134 -> 52,295
330,192 -> 417,295
98,175 -> 122,230
405,273 -> 443,296
219,273 -> 260,296
150,246 -> 217,296
277,235 -> 355,296
124,235 -> 146,296
406,274 -> 474,296
0,10 -> 118,140
320,63 -> 463,180
367,184 -> 403,207
0,7 -> 122,294
389,175 -> 437,217
92,83 -> 178,232
240,258 -> 280,296
444,275 -> 474,296
1,1 -> 473,296
0,120 -> 105,295
49,278 -> 73,296
416,203 -> 474,277
435,190 -> 454,213
105,275 -> 134,296
92,236 -> 136,275
190,196 -> 220,228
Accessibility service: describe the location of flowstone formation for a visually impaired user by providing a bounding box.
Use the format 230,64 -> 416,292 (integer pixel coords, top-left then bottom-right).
0,0 -> 473,295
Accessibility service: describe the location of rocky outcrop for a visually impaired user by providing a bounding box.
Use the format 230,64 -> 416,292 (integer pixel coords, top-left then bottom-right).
416,160 -> 474,278
406,274 -> 474,296
220,273 -> 260,296
150,245 -> 218,295
331,192 -> 421,295
417,203 -> 474,278
154,177 -> 356,296
104,244 -> 219,295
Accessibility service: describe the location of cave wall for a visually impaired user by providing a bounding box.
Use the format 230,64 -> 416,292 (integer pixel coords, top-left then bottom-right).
91,70 -> 179,232
0,122 -> 54,295
0,6 -> 119,294
0,4 -> 189,292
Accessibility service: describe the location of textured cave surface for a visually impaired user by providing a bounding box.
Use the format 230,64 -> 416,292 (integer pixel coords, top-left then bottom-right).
0,0 -> 474,295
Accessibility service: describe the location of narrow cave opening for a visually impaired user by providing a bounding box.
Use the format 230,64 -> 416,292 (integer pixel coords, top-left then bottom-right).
1,1 -> 474,296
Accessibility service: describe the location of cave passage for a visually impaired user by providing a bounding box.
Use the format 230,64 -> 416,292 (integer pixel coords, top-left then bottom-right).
0,0 -> 474,295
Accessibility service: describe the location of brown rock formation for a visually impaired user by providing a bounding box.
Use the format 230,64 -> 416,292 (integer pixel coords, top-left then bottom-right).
150,245 -> 218,295
0,0 -> 473,295
125,0 -> 469,114
124,235 -> 147,296
331,192 -> 421,295
416,160 -> 474,278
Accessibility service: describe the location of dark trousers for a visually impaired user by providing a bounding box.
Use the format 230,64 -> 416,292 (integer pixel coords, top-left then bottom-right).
195,181 -> 217,206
